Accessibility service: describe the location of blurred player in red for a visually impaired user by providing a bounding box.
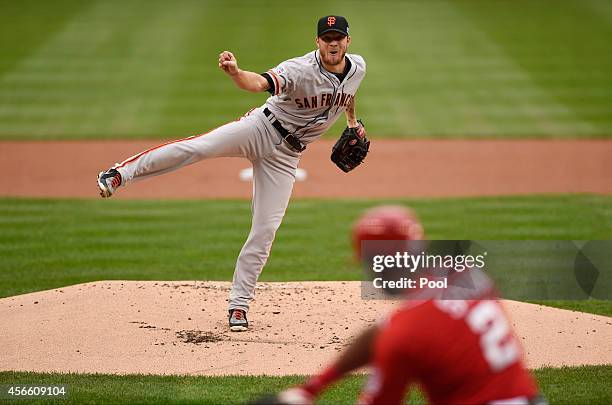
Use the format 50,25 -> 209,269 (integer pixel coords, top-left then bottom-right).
256,206 -> 546,405
276,270 -> 546,404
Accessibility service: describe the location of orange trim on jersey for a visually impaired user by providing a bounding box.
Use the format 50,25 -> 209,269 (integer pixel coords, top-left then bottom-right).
267,70 -> 281,96
116,109 -> 255,170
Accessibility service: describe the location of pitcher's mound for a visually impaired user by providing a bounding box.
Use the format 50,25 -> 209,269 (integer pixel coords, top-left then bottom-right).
1,281 -> 611,375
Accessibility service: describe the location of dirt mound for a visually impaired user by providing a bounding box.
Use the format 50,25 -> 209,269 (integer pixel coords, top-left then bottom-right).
176,330 -> 225,344
1,281 -> 610,376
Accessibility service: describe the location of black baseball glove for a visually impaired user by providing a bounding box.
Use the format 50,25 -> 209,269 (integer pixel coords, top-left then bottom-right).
331,120 -> 370,173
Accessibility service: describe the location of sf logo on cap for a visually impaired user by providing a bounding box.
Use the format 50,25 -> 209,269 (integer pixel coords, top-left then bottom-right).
327,16 -> 336,26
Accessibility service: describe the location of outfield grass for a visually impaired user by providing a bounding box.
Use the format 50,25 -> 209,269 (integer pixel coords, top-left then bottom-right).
1,0 -> 611,139
0,366 -> 611,404
1,194 -> 611,316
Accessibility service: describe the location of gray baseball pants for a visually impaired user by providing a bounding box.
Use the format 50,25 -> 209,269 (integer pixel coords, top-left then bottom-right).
114,108 -> 300,312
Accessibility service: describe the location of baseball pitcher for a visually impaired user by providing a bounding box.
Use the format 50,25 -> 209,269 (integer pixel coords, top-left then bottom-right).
97,16 -> 368,331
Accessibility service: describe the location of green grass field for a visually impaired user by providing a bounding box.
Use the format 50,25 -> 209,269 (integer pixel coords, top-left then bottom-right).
1,0 -> 612,139
2,2 -> 611,402
1,194 -> 611,289
3,196 -> 609,404
1,194 -> 611,316
1,195 -> 611,403
1,366 -> 611,404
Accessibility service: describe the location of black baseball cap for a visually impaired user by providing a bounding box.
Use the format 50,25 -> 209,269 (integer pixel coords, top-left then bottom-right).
317,15 -> 349,37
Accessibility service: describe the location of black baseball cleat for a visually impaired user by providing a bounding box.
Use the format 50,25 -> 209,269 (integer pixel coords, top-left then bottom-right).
229,309 -> 248,332
97,168 -> 122,198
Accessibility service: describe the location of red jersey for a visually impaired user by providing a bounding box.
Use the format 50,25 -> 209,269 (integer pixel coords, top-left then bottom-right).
359,299 -> 538,405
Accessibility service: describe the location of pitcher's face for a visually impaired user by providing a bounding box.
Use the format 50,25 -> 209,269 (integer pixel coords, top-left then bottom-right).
317,32 -> 350,66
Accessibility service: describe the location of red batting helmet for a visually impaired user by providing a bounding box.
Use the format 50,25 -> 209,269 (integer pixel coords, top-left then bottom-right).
352,205 -> 425,259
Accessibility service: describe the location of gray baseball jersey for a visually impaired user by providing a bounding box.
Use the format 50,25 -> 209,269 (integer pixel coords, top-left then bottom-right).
106,49 -> 366,319
265,50 -> 366,144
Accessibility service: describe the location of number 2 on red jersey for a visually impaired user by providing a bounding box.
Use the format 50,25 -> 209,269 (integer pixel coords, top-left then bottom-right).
466,301 -> 520,371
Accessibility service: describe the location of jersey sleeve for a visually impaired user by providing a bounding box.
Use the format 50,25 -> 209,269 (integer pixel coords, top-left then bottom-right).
353,54 -> 366,71
351,54 -> 366,81
265,59 -> 300,96
358,317 -> 413,405
260,73 -> 275,95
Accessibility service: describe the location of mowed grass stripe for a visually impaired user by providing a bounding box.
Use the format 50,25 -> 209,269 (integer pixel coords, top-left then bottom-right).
0,0 -> 92,77
455,0 -> 612,136
0,366 -> 611,404
0,195 -> 611,301
359,1 -> 582,138
1,0 -> 612,139
0,0 -> 203,138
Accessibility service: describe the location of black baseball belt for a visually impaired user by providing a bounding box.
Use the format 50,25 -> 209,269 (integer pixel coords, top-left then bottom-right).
263,108 -> 306,153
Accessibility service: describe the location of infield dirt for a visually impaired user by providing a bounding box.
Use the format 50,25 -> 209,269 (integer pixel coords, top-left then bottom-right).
1,140 -> 611,198
1,281 -> 611,376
